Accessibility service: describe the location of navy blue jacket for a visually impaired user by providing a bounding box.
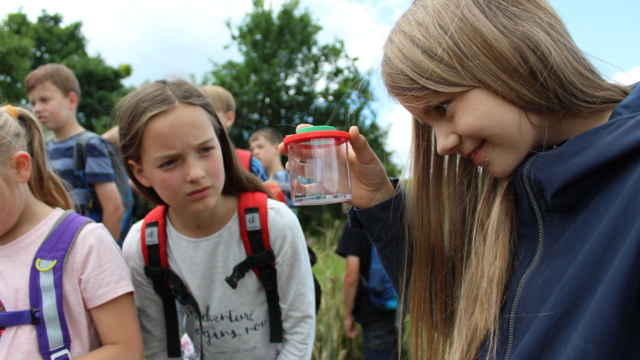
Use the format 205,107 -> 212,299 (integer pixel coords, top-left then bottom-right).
350,84 -> 640,359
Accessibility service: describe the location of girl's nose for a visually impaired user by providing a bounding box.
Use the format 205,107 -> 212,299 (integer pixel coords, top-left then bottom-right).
186,158 -> 206,182
434,125 -> 460,156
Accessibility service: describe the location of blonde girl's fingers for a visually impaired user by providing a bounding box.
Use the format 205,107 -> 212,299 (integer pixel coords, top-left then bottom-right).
278,142 -> 287,155
296,123 -> 313,131
348,126 -> 378,164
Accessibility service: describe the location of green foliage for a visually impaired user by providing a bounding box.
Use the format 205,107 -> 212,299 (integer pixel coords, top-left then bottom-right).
0,11 -> 131,133
205,0 -> 399,235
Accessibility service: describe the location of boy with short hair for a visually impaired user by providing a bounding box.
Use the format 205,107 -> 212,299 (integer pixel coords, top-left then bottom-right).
26,63 -> 125,240
199,85 -> 237,130
249,127 -> 292,204
200,85 -> 268,181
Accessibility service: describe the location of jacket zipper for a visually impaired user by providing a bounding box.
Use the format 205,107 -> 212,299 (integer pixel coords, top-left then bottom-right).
503,161 -> 545,360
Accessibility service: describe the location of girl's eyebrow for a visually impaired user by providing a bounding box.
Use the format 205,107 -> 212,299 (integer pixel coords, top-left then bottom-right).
153,137 -> 216,160
402,92 -> 451,109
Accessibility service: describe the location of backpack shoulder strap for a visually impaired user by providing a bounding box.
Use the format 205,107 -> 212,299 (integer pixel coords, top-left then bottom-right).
73,131 -> 96,173
141,205 -> 169,268
31,211 -> 91,360
140,205 -> 181,358
235,148 -> 252,171
237,192 -> 271,255
227,192 -> 283,343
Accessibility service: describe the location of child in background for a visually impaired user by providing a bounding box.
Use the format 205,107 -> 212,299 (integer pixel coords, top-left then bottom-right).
199,85 -> 268,181
249,127 -> 293,206
26,63 -> 130,241
0,105 -> 142,359
118,80 -> 315,359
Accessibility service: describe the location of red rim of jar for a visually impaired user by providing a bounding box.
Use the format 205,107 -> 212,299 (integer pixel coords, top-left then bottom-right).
283,130 -> 349,147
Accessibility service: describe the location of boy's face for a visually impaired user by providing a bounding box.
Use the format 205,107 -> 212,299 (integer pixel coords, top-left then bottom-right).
27,81 -> 77,132
250,135 -> 279,167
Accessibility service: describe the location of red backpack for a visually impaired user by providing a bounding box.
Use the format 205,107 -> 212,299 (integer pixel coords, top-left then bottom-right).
235,148 -> 287,203
140,192 -> 283,358
235,148 -> 253,172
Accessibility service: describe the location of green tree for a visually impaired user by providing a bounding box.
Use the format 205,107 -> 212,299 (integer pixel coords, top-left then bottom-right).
0,11 -> 131,132
206,0 -> 399,234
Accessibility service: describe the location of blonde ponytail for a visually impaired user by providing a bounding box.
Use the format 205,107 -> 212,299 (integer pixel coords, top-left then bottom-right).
0,106 -> 73,209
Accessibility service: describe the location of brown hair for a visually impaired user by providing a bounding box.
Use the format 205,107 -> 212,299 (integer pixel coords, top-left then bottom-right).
0,106 -> 73,209
25,63 -> 82,98
381,0 -> 630,359
250,127 -> 283,145
116,80 -> 265,206
200,85 -> 236,113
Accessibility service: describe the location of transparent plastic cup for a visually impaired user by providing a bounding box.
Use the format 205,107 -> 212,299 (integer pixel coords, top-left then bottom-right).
283,126 -> 352,206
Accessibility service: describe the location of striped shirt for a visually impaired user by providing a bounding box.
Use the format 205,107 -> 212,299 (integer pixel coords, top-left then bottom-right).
47,131 -> 116,220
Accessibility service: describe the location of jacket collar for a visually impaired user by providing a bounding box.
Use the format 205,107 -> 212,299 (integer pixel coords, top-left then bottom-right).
515,84 -> 640,212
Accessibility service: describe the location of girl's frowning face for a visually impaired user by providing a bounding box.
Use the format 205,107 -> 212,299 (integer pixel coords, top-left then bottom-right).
401,88 -> 541,178
130,104 -> 226,216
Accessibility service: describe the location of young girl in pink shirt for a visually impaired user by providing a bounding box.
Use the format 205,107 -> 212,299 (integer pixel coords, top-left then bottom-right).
0,105 -> 143,359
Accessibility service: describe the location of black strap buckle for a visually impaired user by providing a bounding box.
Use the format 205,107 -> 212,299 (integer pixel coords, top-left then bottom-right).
225,250 -> 275,289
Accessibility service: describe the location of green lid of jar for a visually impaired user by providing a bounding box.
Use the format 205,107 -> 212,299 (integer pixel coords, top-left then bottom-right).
296,125 -> 336,134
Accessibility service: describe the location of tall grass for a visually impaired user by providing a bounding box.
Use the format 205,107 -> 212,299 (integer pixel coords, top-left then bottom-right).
309,218 -> 363,359
308,218 -> 409,360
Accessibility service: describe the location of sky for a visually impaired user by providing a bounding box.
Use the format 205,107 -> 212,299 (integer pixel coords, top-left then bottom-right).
2,0 -> 639,172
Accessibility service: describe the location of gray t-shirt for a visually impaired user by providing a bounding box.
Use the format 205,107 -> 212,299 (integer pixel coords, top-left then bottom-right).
122,199 -> 315,359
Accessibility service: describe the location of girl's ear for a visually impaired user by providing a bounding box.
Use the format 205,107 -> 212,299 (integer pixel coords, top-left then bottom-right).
11,151 -> 32,184
128,160 -> 151,188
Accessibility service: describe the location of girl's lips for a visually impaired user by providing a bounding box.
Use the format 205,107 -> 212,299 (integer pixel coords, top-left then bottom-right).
471,142 -> 486,166
187,186 -> 211,199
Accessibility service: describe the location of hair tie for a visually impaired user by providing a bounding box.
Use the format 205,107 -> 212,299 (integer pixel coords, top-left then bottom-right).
2,105 -> 19,119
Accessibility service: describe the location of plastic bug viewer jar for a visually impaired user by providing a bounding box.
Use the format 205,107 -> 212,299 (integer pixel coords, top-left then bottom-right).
283,126 -> 352,206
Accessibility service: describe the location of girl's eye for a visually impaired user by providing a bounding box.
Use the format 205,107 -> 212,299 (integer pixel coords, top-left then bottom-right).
199,146 -> 215,154
159,159 -> 176,168
433,100 -> 451,116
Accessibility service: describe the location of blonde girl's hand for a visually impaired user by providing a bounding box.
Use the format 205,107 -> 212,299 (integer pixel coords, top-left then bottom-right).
279,124 -> 395,209
345,125 -> 395,208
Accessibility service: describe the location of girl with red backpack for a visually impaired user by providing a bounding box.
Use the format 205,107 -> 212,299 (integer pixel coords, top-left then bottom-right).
117,80 -> 315,359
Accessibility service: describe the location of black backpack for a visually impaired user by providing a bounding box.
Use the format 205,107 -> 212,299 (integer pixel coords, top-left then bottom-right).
74,131 -> 134,236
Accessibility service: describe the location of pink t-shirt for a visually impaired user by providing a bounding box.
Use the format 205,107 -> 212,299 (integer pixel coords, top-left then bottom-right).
0,209 -> 134,358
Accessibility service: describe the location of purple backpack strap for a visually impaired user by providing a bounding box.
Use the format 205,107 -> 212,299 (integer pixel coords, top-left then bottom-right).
0,309 -> 34,327
29,211 -> 91,360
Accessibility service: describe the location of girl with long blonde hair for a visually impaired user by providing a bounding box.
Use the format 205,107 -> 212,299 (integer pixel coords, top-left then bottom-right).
325,0 -> 637,359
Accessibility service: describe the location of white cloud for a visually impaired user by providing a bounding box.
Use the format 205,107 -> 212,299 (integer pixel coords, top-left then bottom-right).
612,66 -> 640,85
1,0 -> 411,84
1,0 -> 413,167
1,0 -> 254,85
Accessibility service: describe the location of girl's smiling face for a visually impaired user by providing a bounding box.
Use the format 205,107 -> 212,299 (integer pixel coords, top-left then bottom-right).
401,88 -> 541,178
130,104 -> 226,216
